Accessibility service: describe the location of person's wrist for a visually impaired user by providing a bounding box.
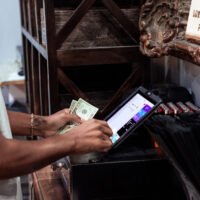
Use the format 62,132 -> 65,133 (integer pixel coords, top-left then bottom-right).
32,115 -> 49,138
30,113 -> 34,139
63,129 -> 77,154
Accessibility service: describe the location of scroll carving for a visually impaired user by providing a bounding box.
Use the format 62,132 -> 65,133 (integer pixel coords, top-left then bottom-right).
139,0 -> 200,66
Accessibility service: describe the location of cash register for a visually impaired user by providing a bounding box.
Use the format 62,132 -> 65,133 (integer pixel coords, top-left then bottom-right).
49,87 -> 188,200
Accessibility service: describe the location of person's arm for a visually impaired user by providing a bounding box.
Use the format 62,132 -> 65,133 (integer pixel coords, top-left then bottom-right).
7,109 -> 82,138
0,119 -> 113,179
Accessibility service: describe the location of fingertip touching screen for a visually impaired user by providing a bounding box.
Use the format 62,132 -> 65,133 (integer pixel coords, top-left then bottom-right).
107,93 -> 155,144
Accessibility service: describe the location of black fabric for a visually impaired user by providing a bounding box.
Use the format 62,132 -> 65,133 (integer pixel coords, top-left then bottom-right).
150,86 -> 193,103
146,113 -> 200,192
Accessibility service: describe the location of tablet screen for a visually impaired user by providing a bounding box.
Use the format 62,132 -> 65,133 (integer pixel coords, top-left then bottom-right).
107,93 -> 155,144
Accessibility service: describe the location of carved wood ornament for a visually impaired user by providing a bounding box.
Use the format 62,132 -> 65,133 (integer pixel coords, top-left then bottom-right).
139,0 -> 200,65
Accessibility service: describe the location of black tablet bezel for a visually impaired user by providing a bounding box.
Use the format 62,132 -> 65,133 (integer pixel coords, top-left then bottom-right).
104,86 -> 162,151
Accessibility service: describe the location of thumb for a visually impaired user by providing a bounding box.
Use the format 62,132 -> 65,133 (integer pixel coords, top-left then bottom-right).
66,114 -> 83,124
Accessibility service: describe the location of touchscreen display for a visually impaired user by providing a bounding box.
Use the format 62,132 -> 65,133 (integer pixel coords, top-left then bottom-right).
107,93 -> 155,144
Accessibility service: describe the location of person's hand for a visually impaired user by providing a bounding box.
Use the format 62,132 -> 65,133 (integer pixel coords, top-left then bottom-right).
66,119 -> 113,154
35,109 -> 82,138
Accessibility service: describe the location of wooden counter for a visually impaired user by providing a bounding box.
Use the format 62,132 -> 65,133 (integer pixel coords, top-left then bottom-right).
32,157 -> 190,200
32,165 -> 69,200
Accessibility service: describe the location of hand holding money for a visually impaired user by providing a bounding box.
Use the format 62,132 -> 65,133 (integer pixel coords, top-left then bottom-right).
66,119 -> 113,154
57,98 -> 99,135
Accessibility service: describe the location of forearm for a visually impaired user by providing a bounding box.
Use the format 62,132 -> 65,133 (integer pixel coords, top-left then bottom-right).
7,110 -> 46,137
0,134 -> 74,179
0,119 -> 113,179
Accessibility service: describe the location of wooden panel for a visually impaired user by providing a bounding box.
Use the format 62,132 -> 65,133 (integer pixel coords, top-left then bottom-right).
29,44 -> 35,112
19,0 -> 145,116
32,173 -> 44,200
54,0 -> 144,8
54,8 -> 139,49
19,0 -> 25,27
43,0 -> 59,114
33,166 -> 69,200
34,0 -> 43,43
32,47 -> 41,114
30,0 -> 37,37
23,0 -> 29,30
39,55 -> 49,115
38,54 -> 43,115
57,46 -> 142,66
22,36 -> 29,108
25,39 -> 32,111
101,0 -> 138,41
56,0 -> 96,48
27,0 -> 33,34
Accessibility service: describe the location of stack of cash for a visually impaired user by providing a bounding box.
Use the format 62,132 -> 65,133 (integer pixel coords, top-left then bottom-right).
57,98 -> 99,135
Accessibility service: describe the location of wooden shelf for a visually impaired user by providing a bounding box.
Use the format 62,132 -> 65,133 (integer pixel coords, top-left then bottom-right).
21,28 -> 141,67
19,0 -> 147,115
53,8 -> 139,49
59,90 -> 115,110
57,46 -> 141,66
0,80 -> 25,88
22,28 -> 47,59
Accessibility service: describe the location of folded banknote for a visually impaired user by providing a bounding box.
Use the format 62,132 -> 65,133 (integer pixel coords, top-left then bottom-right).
57,98 -> 99,135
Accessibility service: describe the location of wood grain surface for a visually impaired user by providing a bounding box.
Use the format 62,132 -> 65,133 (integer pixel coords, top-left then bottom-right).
33,166 -> 69,200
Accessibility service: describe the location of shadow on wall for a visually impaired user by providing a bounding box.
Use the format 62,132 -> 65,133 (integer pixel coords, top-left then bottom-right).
150,56 -> 200,106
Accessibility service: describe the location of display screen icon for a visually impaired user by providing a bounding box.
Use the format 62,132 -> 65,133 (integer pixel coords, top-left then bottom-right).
107,94 -> 154,144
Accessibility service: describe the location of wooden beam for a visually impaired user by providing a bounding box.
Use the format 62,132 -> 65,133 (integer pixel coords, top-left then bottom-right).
57,68 -> 89,101
57,46 -> 142,66
56,0 -> 96,49
32,47 -> 41,115
38,53 -> 43,115
27,0 -> 33,34
22,0 -> 28,30
99,64 -> 143,118
35,0 -> 43,43
43,0 -> 58,114
30,0 -> 37,37
39,54 -> 49,115
25,39 -> 32,112
22,28 -> 47,58
22,36 -> 29,111
19,0 -> 24,27
101,0 -> 138,42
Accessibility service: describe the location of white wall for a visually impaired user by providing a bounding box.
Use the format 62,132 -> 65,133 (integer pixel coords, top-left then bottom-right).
179,60 -> 200,106
0,0 -> 22,65
151,56 -> 200,106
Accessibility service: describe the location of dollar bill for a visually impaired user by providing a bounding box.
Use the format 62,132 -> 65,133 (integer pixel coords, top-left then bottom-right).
58,124 -> 75,135
57,100 -> 77,135
57,98 -> 99,135
71,98 -> 99,120
69,100 -> 77,114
